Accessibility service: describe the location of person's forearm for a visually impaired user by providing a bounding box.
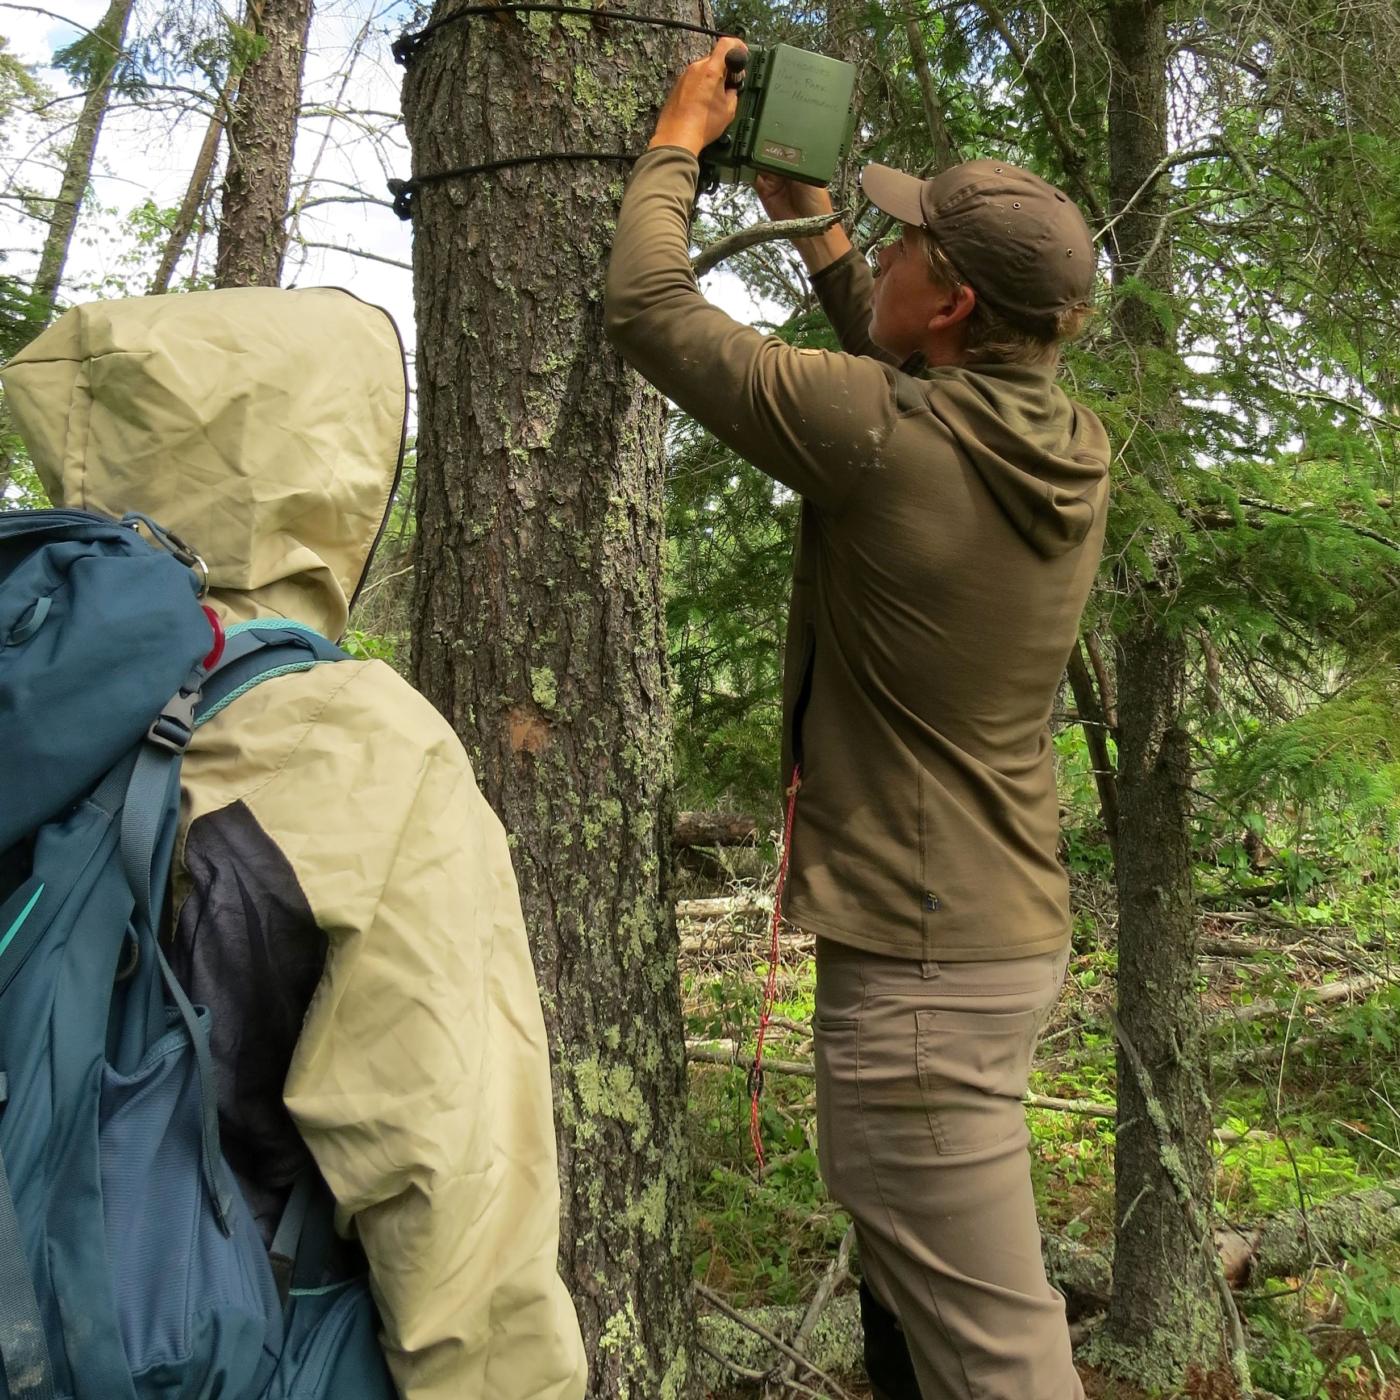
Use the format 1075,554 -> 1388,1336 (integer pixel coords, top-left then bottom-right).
792,221 -> 854,277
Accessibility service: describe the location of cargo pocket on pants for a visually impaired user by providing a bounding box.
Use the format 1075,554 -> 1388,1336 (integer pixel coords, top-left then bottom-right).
813,1015 -> 859,1197
915,1006 -> 1041,1155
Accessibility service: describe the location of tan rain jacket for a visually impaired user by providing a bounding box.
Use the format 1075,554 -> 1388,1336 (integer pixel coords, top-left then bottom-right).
1,287 -> 588,1400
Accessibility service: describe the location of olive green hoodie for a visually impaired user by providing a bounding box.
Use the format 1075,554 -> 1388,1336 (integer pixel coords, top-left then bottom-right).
606,147 -> 1110,961
1,287 -> 587,1398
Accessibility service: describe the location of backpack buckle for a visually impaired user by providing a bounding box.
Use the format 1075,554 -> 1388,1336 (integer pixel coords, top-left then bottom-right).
147,689 -> 199,753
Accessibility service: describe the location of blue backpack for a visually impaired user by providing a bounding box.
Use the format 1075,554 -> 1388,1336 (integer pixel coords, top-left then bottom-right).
0,507 -> 397,1400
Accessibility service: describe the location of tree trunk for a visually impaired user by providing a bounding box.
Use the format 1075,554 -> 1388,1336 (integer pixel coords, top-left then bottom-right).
903,16 -> 957,168
151,77 -> 237,294
215,0 -> 313,287
1099,0 -> 1223,1384
1065,640 -> 1119,862
28,0 -> 134,329
402,7 -> 701,1394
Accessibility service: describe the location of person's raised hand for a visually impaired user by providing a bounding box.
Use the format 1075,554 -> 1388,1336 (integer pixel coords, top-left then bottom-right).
754,173 -> 834,224
649,37 -> 749,157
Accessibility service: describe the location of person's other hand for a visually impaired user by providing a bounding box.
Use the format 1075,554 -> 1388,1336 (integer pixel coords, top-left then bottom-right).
754,174 -> 834,224
649,37 -> 748,156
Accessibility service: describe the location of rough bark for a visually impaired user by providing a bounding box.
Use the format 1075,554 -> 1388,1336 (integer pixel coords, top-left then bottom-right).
215,0 -> 313,287
402,6 -> 704,1394
1098,0 -> 1223,1384
28,0 -> 134,329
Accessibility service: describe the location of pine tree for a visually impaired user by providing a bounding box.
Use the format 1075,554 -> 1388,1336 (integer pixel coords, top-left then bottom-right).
400,5 -> 706,1392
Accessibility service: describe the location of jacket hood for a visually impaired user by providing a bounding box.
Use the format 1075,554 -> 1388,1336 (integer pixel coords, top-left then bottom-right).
0,286 -> 408,638
925,362 -> 1109,558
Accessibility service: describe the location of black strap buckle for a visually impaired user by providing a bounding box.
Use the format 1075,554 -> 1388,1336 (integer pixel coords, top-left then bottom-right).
147,689 -> 198,753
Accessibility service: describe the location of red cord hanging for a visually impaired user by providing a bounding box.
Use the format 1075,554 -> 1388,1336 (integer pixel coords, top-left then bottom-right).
748,765 -> 801,1170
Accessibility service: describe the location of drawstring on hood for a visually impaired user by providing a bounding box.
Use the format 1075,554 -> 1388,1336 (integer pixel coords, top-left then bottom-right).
1,287 -> 409,640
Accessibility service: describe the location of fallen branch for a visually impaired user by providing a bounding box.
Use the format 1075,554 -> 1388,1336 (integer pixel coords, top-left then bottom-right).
674,812 -> 760,848
1199,935 -> 1353,968
696,1298 -> 863,1392
688,1042 -> 815,1080
695,1281 -> 859,1400
1225,1033 -> 1325,1069
687,1041 -> 1261,1141
1248,1179 -> 1400,1281
771,1223 -> 856,1393
1212,973 -> 1390,1027
678,894 -> 771,920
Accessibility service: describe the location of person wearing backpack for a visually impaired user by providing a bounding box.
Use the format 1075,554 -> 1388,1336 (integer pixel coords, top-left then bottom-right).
0,286 -> 587,1400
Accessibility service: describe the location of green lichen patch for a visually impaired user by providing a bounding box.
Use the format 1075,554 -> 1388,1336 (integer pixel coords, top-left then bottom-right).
530,666 -> 558,710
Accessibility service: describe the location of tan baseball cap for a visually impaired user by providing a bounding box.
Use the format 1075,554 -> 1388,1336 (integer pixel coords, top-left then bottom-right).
859,159 -> 1095,329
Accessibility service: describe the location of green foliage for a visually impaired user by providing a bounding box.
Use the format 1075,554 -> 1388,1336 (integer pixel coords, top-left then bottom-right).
1217,673 -> 1400,817
1249,1251 -> 1400,1399
341,628 -> 398,665
51,0 -> 135,92
63,198 -> 215,301
666,416 -> 793,815
686,959 -> 849,1307
0,34 -> 44,117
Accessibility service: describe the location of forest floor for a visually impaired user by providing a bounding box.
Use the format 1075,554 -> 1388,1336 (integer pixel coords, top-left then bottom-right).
682,858 -> 1400,1400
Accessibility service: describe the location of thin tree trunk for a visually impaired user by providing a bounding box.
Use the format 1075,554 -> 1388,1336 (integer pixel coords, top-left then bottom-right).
403,7 -> 699,1394
215,0 -> 314,287
1201,628 -> 1223,713
1086,630 -> 1117,730
150,78 -> 238,295
903,16 -> 957,168
1066,640 -> 1119,862
28,0 -> 134,329
1099,0 -> 1224,1384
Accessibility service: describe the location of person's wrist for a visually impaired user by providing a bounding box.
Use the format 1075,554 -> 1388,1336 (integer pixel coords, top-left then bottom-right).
648,119 -> 706,156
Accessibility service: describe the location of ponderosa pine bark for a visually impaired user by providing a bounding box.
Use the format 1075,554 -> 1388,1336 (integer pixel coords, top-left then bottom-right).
402,4 -> 704,1394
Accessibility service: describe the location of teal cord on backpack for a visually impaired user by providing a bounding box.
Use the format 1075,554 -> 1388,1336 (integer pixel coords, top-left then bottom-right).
0,509 -> 395,1400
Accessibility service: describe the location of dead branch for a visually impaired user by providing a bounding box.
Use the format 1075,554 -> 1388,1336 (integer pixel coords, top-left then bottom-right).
674,812 -> 760,848
1213,973 -> 1390,1028
770,1223 -> 856,1395
695,1281 -> 859,1400
692,214 -> 844,278
678,895 -> 771,920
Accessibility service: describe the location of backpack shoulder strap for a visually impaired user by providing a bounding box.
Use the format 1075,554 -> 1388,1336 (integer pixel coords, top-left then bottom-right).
196,619 -> 349,729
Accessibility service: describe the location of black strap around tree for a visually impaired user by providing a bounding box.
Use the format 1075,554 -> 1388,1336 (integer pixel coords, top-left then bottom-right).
387,2 -> 741,218
391,2 -> 730,66
388,151 -> 638,220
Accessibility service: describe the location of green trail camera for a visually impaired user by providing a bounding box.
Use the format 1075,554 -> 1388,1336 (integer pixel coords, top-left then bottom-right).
701,44 -> 858,188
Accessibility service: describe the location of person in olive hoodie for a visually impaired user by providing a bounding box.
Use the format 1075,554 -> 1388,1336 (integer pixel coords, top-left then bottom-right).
604,39 -> 1109,1400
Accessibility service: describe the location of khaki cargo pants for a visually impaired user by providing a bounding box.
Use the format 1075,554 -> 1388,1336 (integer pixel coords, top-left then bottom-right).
814,937 -> 1082,1400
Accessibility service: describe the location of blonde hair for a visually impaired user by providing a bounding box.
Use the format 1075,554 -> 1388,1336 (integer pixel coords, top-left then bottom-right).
915,227 -> 1091,367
